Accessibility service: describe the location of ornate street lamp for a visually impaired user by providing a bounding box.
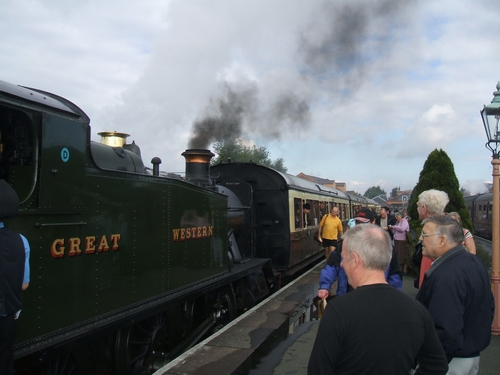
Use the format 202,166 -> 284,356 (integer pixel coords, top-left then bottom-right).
481,81 -> 500,335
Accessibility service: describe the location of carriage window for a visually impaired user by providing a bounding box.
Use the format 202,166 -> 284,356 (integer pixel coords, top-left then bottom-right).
294,198 -> 303,229
319,201 -> 328,219
311,200 -> 320,226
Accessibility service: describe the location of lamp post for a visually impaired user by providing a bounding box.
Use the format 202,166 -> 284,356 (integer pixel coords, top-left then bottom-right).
481,81 -> 500,335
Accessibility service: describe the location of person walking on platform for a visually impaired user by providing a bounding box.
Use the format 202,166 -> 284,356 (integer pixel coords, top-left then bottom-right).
316,208 -> 401,300
317,206 -> 343,259
416,215 -> 494,374
0,180 -> 30,375
416,190 -> 449,288
390,211 -> 410,274
375,206 -> 396,241
308,224 -> 448,375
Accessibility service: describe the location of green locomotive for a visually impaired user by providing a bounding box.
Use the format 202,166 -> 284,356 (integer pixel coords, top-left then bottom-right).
0,81 -> 271,374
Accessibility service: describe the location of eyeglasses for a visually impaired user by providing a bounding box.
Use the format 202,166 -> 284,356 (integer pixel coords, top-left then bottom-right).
420,233 -> 441,238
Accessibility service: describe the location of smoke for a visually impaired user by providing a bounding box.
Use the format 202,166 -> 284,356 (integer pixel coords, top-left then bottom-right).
462,179 -> 490,196
297,0 -> 414,91
188,82 -> 311,149
188,83 -> 258,149
188,0 -> 414,149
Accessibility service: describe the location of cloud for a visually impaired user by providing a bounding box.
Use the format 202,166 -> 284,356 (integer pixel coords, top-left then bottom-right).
2,0 -> 499,194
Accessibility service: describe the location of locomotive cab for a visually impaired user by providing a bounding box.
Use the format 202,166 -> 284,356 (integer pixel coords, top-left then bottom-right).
0,81 -> 88,213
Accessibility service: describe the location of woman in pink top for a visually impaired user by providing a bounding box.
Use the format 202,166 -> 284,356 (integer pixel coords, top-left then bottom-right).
390,212 -> 410,274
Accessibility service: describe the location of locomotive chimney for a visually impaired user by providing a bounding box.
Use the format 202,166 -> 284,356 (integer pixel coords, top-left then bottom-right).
182,149 -> 215,187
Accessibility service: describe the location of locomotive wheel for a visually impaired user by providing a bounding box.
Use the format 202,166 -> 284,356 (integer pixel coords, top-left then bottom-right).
214,288 -> 237,331
114,313 -> 170,375
29,352 -> 81,375
184,297 -> 206,335
237,286 -> 256,313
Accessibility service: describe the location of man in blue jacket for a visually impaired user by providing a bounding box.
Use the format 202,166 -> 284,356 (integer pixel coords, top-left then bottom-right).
317,208 -> 402,300
416,215 -> 494,374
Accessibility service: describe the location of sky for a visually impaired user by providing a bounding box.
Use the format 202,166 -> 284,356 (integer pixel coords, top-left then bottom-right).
2,0 -> 500,196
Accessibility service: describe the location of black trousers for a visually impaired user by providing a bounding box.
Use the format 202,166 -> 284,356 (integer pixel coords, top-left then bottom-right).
0,313 -> 17,375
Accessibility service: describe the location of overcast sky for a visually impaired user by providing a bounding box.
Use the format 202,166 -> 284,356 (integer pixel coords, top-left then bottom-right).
2,0 -> 499,195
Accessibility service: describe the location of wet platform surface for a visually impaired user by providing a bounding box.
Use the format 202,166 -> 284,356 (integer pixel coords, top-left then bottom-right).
154,265 -> 500,375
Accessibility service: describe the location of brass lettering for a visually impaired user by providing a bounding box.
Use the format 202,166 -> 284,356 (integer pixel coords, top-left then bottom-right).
68,237 -> 82,256
51,239 -> 65,258
110,234 -> 120,250
85,236 -> 96,254
51,234 -> 120,258
98,235 -> 110,252
171,225 -> 214,242
172,229 -> 180,241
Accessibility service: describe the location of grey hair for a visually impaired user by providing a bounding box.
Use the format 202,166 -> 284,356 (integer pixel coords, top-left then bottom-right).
447,211 -> 461,222
342,224 -> 392,271
418,190 -> 449,215
422,215 -> 464,244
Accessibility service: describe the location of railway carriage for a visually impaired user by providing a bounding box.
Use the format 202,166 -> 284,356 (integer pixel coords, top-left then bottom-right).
211,162 -> 354,276
465,193 -> 493,239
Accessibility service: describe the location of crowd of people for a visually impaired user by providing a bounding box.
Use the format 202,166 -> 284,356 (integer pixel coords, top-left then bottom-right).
309,189 -> 495,375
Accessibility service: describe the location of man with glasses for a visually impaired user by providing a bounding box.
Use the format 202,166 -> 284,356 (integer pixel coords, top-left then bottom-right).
416,215 -> 494,375
416,189 -> 450,288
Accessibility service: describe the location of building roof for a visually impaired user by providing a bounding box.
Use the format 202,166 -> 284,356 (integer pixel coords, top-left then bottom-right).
296,172 -> 336,185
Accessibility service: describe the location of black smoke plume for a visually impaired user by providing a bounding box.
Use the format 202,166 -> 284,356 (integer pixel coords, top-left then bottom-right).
188,0 -> 413,149
188,82 -> 311,149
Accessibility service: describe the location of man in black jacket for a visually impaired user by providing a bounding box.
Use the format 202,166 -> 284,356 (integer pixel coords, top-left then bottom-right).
416,215 -> 494,374
0,180 -> 30,375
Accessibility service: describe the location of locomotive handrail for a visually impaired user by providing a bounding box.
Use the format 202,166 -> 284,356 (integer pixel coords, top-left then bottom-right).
35,221 -> 87,227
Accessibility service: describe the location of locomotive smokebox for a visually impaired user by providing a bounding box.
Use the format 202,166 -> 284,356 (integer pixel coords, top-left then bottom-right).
182,149 -> 215,187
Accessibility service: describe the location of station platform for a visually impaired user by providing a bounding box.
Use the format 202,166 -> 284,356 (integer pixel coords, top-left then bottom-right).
154,264 -> 500,375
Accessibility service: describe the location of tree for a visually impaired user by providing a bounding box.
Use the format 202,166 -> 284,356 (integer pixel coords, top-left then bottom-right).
363,186 -> 386,199
211,140 -> 288,173
391,187 -> 400,198
407,149 -> 473,231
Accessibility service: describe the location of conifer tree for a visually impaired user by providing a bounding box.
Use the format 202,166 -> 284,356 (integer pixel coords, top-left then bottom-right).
408,149 -> 473,231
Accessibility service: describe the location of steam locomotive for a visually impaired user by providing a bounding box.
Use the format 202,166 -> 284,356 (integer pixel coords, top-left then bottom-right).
0,80 -> 378,375
464,193 -> 494,239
